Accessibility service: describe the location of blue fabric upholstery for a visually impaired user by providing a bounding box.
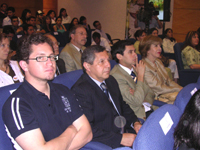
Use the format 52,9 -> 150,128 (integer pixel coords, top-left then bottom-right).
133,104 -> 182,150
174,42 -> 200,86
0,82 -> 22,150
50,31 -> 66,47
53,69 -> 83,89
110,60 -> 117,70
174,83 -> 200,114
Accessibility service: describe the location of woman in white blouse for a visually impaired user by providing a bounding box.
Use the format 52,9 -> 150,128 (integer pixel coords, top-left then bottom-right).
162,28 -> 177,53
0,33 -> 24,87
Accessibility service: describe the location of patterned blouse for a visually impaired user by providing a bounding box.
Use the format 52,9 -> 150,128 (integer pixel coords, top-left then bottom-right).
181,46 -> 200,69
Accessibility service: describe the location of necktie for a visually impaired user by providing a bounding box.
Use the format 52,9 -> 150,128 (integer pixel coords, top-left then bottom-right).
79,49 -> 83,54
131,71 -> 137,83
100,83 -> 109,99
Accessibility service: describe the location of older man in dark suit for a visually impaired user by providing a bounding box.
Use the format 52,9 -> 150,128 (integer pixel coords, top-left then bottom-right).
71,45 -> 142,149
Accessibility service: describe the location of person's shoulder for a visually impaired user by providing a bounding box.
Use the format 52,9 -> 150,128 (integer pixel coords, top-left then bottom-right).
182,46 -> 194,53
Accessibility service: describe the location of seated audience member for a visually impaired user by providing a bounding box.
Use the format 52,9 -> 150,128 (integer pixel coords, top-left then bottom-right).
23,24 -> 34,35
47,10 -> 56,24
0,3 -> 8,27
53,16 -> 67,33
79,16 -> 91,31
174,89 -> 200,150
59,25 -> 87,72
27,16 -> 45,33
133,29 -> 146,54
20,9 -> 31,25
44,33 -> 66,75
42,15 -> 54,33
68,17 -> 79,31
11,16 -> 23,34
35,10 -> 44,25
139,35 -> 182,103
162,28 -> 177,53
150,27 -> 179,82
71,45 -> 142,149
59,8 -> 71,24
92,20 -> 111,44
110,40 -> 155,120
91,32 -> 111,53
181,31 -> 200,69
2,26 -> 18,58
2,6 -> 21,27
2,33 -> 92,150
0,33 -> 23,87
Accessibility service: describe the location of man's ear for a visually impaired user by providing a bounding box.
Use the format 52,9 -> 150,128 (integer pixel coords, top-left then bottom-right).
19,60 -> 28,72
83,62 -> 91,72
71,33 -> 75,40
116,53 -> 122,60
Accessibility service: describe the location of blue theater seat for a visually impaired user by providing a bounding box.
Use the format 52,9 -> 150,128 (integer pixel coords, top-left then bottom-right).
133,104 -> 181,150
0,82 -> 22,150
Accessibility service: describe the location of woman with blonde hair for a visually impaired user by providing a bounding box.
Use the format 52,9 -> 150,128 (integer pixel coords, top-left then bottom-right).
0,33 -> 24,87
139,35 -> 182,103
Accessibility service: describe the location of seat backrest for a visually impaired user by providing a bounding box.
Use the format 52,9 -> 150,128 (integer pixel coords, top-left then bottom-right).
174,82 -> 200,114
174,42 -> 184,70
53,69 -> 83,89
197,76 -> 200,85
0,82 -> 22,150
109,60 -> 117,70
50,31 -> 66,47
133,104 -> 182,150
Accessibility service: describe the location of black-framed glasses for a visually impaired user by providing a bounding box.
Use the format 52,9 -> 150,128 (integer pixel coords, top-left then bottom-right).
29,55 -> 58,62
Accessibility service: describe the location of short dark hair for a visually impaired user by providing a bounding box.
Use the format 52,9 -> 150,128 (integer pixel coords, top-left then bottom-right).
23,24 -> 33,32
1,3 -> 8,8
92,32 -> 100,40
69,24 -> 85,40
134,29 -> 146,39
139,35 -> 162,58
174,89 -> 200,150
7,7 -> 15,12
55,16 -> 62,22
81,45 -> 105,73
79,16 -> 86,24
3,25 -> 15,34
93,20 -> 99,28
148,28 -> 158,35
26,16 -> 36,22
11,16 -> 18,22
111,40 -> 133,63
20,33 -> 54,62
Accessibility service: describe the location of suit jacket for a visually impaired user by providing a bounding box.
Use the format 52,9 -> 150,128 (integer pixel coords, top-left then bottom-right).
142,58 -> 182,99
71,74 -> 138,148
59,42 -> 85,72
110,64 -> 155,119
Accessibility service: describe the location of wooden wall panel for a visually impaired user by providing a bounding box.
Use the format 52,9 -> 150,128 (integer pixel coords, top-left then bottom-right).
174,0 -> 200,9
43,0 -> 57,15
172,0 -> 200,42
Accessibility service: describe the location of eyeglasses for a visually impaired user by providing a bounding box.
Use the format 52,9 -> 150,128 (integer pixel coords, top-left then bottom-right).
29,55 -> 58,62
75,32 -> 87,36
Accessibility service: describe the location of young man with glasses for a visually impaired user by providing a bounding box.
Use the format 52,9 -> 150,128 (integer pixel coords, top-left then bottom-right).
2,33 -> 92,150
59,24 -> 87,72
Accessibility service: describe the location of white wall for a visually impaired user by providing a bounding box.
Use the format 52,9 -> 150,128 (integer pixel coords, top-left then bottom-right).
58,0 -> 174,39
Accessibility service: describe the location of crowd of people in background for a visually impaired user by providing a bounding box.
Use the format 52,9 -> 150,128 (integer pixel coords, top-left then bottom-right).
0,2 -> 200,150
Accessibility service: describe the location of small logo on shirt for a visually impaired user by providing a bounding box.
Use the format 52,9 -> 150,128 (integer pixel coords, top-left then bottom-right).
61,96 -> 71,113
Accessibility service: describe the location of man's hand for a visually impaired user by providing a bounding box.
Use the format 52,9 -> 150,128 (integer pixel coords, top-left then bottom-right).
132,57 -> 145,82
121,133 -> 136,147
129,88 -> 135,95
134,122 -> 142,134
